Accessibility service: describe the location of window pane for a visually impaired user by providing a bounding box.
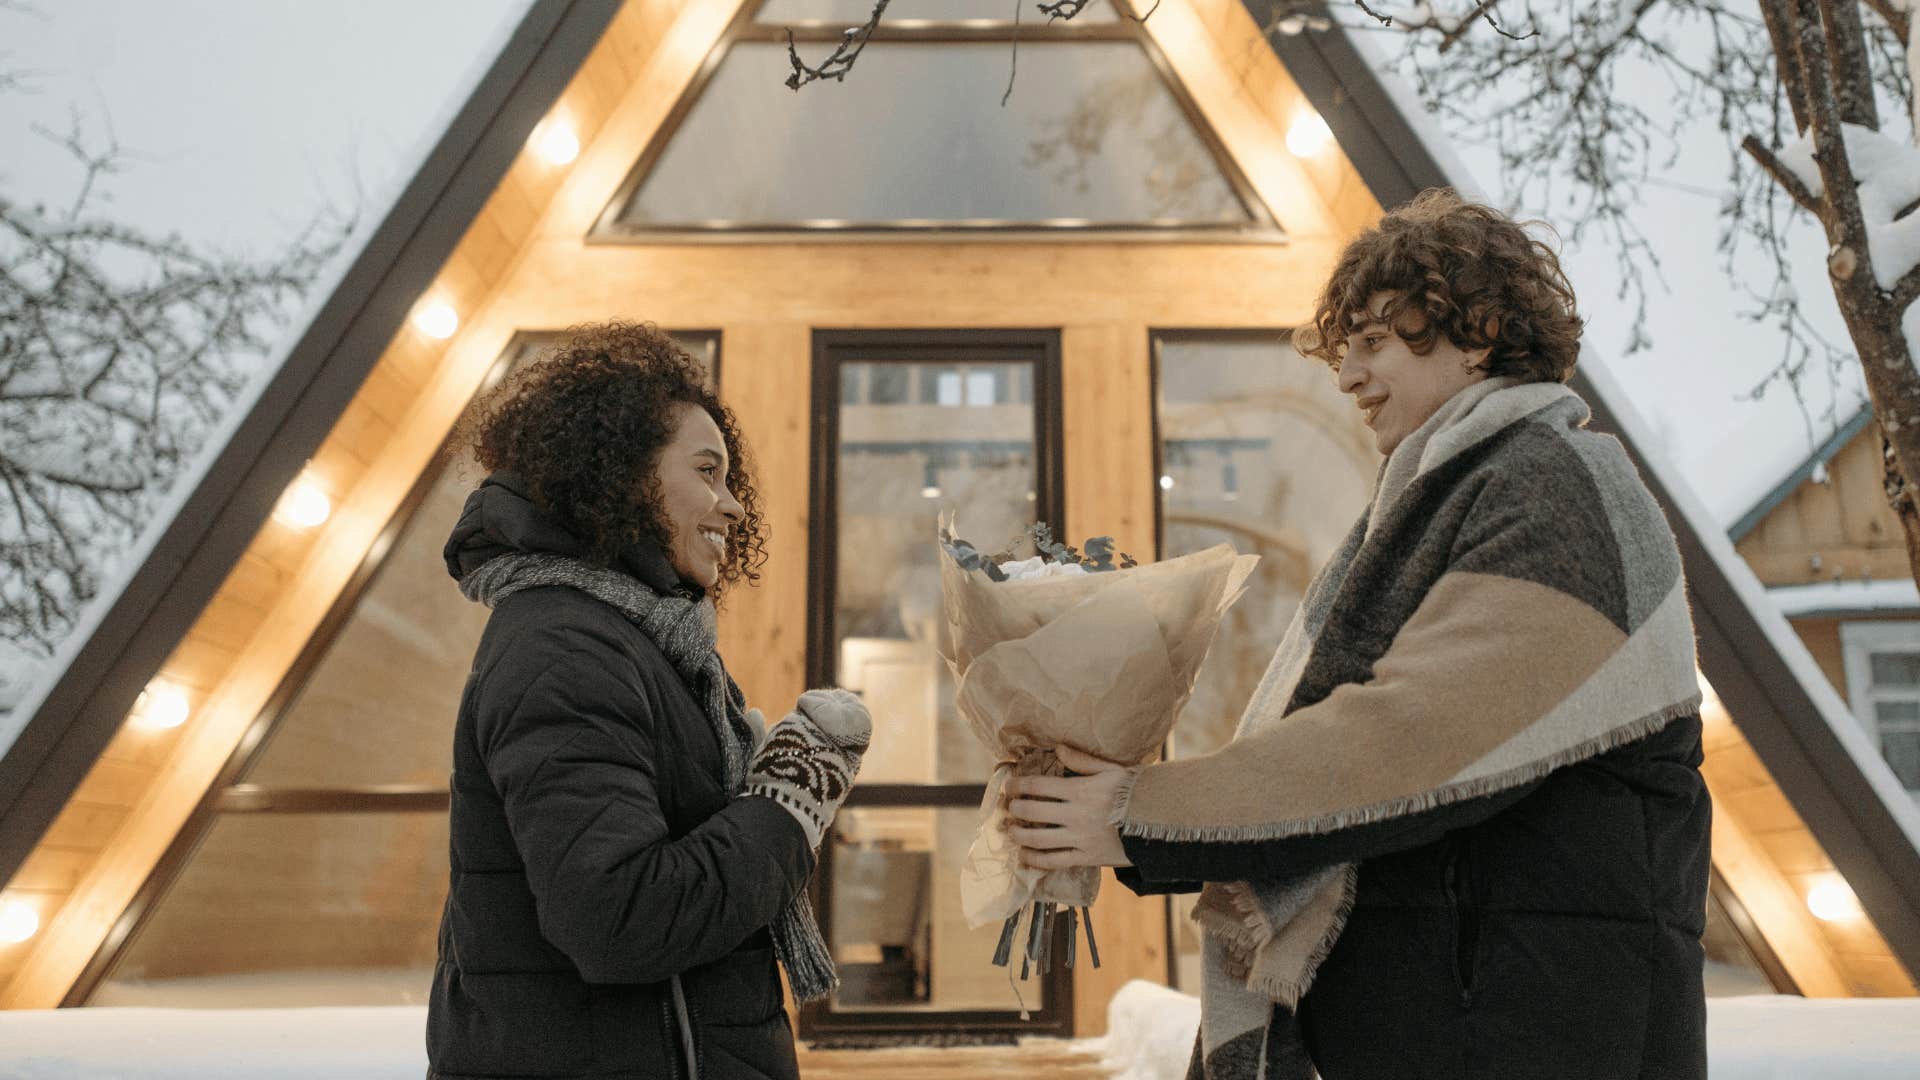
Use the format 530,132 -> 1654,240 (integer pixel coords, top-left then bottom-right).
833,357 -> 1041,784
1155,333 -> 1378,991
92,813 -> 446,1007
1870,652 -> 1920,687
870,364 -> 912,405
617,42 -> 1249,227
1882,730 -> 1920,790
244,456 -> 485,786
1155,334 -> 1379,761
827,806 -> 1048,1011
760,0 -> 1118,22
1874,699 -> 1920,726
245,332 -> 718,786
1701,885 -> 1780,996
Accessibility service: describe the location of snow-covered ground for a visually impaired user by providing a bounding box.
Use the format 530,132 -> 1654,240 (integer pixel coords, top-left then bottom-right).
2,985 -> 1917,1078
1092,981 -> 1920,1080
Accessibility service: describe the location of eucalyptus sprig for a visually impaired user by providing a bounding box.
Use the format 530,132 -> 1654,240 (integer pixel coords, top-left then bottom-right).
941,521 -> 1137,582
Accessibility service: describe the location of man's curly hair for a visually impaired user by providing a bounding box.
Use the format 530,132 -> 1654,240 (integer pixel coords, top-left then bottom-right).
459,320 -> 769,597
1294,189 -> 1583,383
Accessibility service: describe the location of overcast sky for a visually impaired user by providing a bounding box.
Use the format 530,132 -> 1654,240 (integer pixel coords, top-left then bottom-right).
0,0 -> 1873,524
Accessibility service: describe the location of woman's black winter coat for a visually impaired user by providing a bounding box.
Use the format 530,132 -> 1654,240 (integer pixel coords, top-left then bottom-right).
427,479 -> 813,1080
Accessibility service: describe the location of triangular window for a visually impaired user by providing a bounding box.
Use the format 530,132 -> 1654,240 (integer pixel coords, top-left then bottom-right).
598,2 -> 1273,234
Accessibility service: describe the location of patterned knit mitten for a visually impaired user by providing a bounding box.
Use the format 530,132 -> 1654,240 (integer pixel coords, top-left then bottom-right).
743,689 -> 870,850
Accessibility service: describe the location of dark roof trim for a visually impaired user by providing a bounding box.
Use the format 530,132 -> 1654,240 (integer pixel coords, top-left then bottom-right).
1728,403 -> 1875,543
0,0 -> 621,884
1254,2 -> 1444,205
1262,4 -> 1920,975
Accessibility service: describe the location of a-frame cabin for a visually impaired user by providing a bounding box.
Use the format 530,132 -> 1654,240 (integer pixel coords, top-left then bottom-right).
1,0 -> 1915,1033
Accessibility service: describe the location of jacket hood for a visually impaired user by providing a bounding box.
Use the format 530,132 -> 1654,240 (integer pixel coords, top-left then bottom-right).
443,471 -> 691,597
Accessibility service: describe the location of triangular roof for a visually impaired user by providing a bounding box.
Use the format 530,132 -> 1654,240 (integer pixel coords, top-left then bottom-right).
0,0 -> 1914,1008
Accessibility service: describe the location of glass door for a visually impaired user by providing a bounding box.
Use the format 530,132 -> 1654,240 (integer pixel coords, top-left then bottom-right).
802,330 -> 1070,1038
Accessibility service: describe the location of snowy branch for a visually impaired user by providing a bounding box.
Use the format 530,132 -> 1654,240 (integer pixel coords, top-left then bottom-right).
1743,134 -> 1822,213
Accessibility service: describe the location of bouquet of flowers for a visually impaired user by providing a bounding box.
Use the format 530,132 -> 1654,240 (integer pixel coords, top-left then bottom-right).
936,514 -> 1258,981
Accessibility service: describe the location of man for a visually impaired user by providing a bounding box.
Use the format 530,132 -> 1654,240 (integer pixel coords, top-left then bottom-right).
1005,190 -> 1710,1080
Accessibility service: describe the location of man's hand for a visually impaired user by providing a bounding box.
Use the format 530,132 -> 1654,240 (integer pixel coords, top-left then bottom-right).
1003,744 -> 1134,869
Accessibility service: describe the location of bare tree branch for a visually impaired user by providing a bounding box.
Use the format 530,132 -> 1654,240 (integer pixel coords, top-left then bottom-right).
0,106 -> 351,662
1896,266 -> 1920,311
785,0 -> 890,91
1353,0 -> 1396,27
1860,0 -> 1909,43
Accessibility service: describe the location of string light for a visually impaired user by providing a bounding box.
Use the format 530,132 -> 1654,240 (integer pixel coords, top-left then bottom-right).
0,898 -> 38,945
134,682 -> 191,731
535,120 -> 580,166
414,301 -> 459,340
1807,876 -> 1863,922
274,474 -> 332,529
1286,111 -> 1333,157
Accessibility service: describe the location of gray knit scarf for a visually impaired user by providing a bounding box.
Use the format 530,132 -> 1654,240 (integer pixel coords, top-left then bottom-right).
458,551 -> 838,1003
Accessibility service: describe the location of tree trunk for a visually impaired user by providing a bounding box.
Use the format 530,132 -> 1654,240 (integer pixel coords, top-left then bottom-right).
1782,2 -> 1920,587
1879,429 -> 1920,587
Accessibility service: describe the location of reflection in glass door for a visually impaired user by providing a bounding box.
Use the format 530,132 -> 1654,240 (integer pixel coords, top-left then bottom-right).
805,331 -> 1069,1037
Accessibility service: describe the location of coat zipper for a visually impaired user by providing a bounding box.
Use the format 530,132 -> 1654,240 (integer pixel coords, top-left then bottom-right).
1445,835 -> 1480,1003
670,973 -> 700,1080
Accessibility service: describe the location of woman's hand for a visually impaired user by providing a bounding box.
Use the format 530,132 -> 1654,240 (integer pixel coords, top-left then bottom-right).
1003,744 -> 1134,869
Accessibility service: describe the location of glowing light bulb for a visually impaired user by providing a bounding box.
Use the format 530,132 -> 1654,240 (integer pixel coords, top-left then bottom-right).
0,898 -> 38,945
1807,877 -> 1862,922
1159,474 -> 1175,491
275,475 -> 332,529
136,683 -> 191,731
1286,112 -> 1334,157
415,301 -> 459,340
536,122 -> 579,166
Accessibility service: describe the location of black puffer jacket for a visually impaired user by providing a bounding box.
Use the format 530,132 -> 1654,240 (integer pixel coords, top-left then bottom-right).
427,476 -> 813,1080
1120,715 -> 1710,1080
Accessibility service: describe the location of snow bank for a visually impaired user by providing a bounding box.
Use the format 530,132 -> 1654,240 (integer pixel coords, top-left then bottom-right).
3,990 -> 1920,1077
1099,980 -> 1203,1080
0,1006 -> 428,1080
1709,996 -> 1920,1080
1093,980 -> 1920,1079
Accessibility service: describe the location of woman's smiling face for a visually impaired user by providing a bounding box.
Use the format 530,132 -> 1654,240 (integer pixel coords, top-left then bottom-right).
1336,291 -> 1491,457
653,402 -> 744,590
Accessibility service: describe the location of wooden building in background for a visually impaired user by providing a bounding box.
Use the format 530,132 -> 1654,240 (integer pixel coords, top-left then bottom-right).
0,0 -> 1915,1037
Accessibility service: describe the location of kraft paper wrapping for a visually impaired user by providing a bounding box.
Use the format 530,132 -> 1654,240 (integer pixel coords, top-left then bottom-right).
936,522 -> 1259,929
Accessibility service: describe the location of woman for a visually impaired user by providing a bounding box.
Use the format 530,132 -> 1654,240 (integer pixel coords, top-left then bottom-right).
1005,191 -> 1710,1080
426,321 -> 870,1080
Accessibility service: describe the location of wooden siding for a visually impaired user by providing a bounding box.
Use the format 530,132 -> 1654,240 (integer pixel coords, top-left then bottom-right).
1737,426 -> 1907,587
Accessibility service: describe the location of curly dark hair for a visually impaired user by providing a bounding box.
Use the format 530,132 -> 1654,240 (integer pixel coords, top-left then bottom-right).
457,320 -> 768,597
1294,188 -> 1583,384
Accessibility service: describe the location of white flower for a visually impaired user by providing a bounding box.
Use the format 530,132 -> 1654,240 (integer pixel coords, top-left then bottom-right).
998,556 -> 1089,582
